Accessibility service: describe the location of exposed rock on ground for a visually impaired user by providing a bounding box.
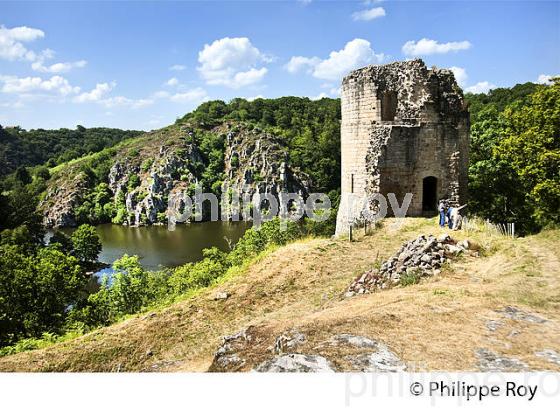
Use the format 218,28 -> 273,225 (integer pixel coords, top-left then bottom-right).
499,306 -> 548,324
255,354 -> 335,373
485,320 -> 504,332
208,327 -> 259,372
209,327 -> 406,373
331,334 -> 406,372
476,348 -> 528,371
535,349 -> 560,367
346,233 -> 475,296
274,329 -> 306,354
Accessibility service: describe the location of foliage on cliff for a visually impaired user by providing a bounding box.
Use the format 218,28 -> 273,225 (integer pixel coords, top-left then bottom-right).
177,97 -> 341,193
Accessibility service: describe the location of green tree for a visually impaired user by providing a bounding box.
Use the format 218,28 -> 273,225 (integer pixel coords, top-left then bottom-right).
71,224 -> 102,263
15,166 -> 31,185
496,79 -> 560,228
0,245 -> 86,346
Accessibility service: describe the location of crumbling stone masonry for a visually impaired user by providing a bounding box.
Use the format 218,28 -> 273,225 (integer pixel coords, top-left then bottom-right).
335,59 -> 470,235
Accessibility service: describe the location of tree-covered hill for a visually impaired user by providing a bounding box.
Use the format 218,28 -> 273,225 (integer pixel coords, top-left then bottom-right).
0,125 -> 143,177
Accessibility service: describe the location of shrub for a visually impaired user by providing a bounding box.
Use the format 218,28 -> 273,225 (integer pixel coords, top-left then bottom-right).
399,270 -> 421,287
127,174 -> 140,190
71,224 -> 102,263
141,158 -> 154,172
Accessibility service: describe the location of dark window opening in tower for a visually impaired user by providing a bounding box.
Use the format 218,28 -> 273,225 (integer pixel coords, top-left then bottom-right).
381,91 -> 398,121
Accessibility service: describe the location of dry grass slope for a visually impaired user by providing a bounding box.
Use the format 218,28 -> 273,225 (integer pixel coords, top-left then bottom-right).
0,218 -> 558,372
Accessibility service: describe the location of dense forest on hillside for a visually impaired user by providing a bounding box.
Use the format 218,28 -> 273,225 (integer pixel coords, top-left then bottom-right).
0,125 -> 142,177
0,81 -> 558,351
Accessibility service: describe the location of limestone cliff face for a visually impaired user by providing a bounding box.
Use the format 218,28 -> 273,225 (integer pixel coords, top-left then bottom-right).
41,122 -> 312,228
42,172 -> 90,228
222,124 -> 311,218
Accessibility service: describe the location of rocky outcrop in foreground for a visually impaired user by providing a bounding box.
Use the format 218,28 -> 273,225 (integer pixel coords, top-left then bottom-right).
209,326 -> 406,373
346,233 -> 477,296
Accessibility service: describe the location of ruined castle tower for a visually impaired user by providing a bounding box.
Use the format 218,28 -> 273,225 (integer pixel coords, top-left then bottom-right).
335,59 -> 470,235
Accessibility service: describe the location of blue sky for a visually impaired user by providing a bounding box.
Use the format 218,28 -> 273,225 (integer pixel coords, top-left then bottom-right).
1,0 -> 558,130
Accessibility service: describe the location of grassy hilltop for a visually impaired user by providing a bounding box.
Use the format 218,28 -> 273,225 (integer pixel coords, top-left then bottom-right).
1,218 -> 558,372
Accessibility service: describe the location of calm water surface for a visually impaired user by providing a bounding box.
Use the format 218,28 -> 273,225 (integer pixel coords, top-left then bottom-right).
63,222 -> 250,271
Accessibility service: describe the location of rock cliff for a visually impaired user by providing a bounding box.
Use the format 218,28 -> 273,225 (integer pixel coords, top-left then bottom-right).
41,122 -> 312,228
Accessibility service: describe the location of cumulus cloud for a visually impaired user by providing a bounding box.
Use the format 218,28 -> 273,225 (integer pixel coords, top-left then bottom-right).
0,75 -> 80,95
352,7 -> 386,21
169,64 -> 186,71
310,92 -> 329,100
1,25 -> 88,74
0,25 -> 44,61
402,38 -> 472,56
168,87 -> 208,103
73,82 -> 115,103
465,81 -> 496,94
152,87 -> 208,104
286,39 -> 384,81
73,82 -> 160,109
32,59 -> 87,73
197,37 -> 269,88
101,96 -> 154,109
284,56 -> 321,74
165,77 -> 179,87
449,66 -> 468,87
245,95 -> 264,101
537,74 -> 556,85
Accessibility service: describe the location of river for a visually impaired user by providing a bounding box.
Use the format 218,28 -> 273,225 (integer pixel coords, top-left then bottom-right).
58,221 -> 251,271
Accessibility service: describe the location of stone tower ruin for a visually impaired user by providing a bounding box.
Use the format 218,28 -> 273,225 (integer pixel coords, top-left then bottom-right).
335,59 -> 470,235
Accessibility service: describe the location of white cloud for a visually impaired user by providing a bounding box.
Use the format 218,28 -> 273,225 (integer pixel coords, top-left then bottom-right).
168,87 -> 208,103
165,77 -> 179,87
197,37 -> 269,88
449,66 -> 468,87
231,67 -> 268,87
245,95 -> 264,101
402,38 -> 472,56
298,39 -> 384,81
310,92 -> 329,100
169,64 -> 187,71
0,75 -> 80,95
465,81 -> 496,94
329,87 -> 341,96
32,59 -> 87,73
284,56 -> 321,74
537,74 -> 556,85
73,82 -> 160,109
0,25 -> 44,61
102,96 -> 154,109
352,7 -> 386,21
286,39 -> 384,81
73,82 -> 114,103
151,87 -> 208,104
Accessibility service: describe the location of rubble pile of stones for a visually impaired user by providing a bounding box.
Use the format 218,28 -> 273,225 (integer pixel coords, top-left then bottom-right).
346,234 -> 473,296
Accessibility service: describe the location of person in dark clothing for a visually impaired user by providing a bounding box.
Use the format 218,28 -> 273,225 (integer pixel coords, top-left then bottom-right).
438,199 -> 447,227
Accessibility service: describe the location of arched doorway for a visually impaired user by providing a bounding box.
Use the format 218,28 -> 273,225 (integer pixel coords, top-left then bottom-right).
422,176 -> 437,213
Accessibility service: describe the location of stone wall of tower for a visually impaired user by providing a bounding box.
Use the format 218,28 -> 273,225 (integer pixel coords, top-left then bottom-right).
335,59 -> 470,236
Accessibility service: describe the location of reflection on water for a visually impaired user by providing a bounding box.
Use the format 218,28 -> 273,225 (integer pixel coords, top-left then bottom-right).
59,221 -> 250,271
